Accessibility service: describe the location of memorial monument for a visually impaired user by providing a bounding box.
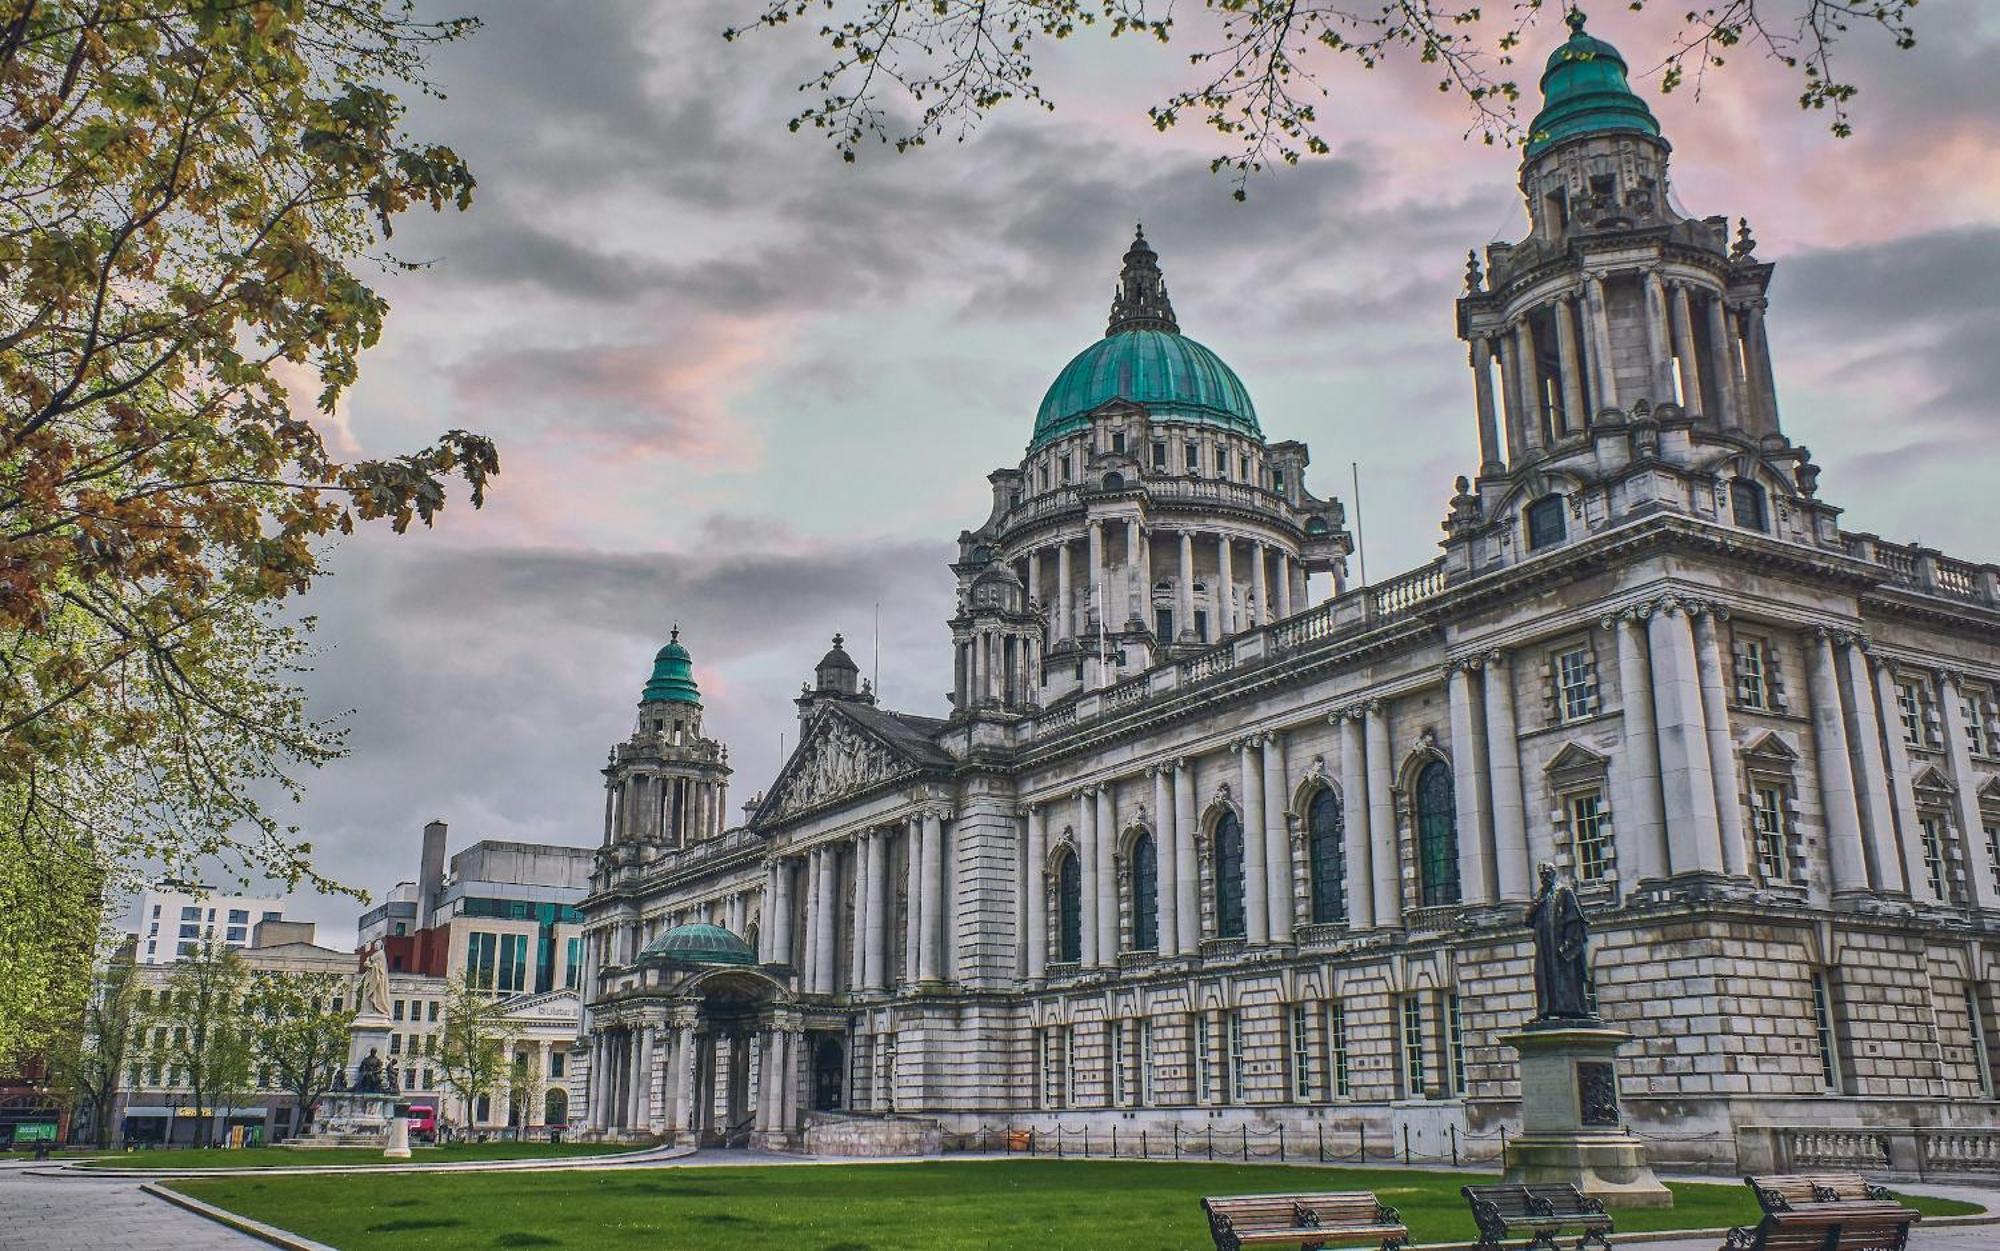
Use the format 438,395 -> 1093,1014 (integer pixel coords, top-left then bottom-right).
296,943 -> 400,1146
1500,864 -> 1672,1208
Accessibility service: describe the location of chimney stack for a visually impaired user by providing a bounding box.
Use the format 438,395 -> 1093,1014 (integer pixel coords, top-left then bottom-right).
418,819 -> 448,929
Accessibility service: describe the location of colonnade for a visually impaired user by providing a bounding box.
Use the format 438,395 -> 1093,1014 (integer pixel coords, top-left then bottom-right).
586,1012 -> 804,1144
603,770 -> 729,846
1467,272 -> 1779,471
1025,523 -> 1307,647
759,808 -> 950,993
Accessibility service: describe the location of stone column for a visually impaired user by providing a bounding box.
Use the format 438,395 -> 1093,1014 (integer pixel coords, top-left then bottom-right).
773,858 -> 796,968
1837,643 -> 1896,889
799,851 -> 820,990
1744,301 -> 1780,434
757,865 -> 775,962
1692,609 -> 1749,877
1482,652 -> 1531,899
1874,660 -> 1930,900
1939,671 -> 2000,910
865,830 -> 889,991
1513,318 -> 1544,455
1056,540 -> 1073,642
1238,742 -> 1270,945
1275,554 -> 1293,619
586,1034 -> 605,1128
1172,761 -> 1199,953
1555,297 -> 1585,436
1611,614 -> 1667,883
1648,602 -> 1726,875
919,809 -> 945,983
1177,532 -> 1195,640
632,1027 -> 655,1131
1807,631 -> 1870,895
849,835 -> 870,994
1338,712 -> 1376,929
1644,271 -> 1676,403
1152,768 -> 1178,956
1365,704 -> 1400,927
1250,543 -> 1269,628
1087,520 -> 1105,632
1448,662 -> 1494,904
674,1023 -> 698,1141
753,1029 -> 774,1133
780,1028 -> 801,1133
1094,786 -> 1118,962
1671,283 -> 1705,416
1585,274 -> 1618,412
1704,294 -> 1737,427
903,817 -> 923,986
1260,733 -> 1292,939
1471,338 -> 1502,472
1217,535 -> 1236,636
1496,329 -> 1523,459
1076,789 -> 1099,967
1025,806 -> 1048,979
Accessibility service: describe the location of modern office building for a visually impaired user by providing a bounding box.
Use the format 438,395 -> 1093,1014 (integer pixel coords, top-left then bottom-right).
129,887 -> 286,965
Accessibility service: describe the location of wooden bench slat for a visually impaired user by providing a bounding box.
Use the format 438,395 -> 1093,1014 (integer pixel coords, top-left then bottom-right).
1202,1189 -> 1408,1251
1462,1182 -> 1614,1251
1726,1173 -> 1920,1251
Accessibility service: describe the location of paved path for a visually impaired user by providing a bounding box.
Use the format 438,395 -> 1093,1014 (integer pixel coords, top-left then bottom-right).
0,1161 -> 260,1250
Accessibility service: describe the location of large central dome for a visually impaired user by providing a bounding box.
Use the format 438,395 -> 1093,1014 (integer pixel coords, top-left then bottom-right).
1029,228 -> 1260,452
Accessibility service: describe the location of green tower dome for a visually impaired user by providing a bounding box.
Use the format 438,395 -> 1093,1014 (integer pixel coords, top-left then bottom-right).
638,921 -> 756,967
641,626 -> 701,705
1526,10 -> 1662,157
1029,227 -> 1260,453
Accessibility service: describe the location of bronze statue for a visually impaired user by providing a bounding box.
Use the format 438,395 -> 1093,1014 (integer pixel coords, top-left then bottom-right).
1527,861 -> 1594,1022
354,1046 -> 397,1095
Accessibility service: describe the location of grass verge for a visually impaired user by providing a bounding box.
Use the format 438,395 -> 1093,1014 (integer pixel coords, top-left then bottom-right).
171,1158 -> 1983,1250
82,1140 -> 637,1170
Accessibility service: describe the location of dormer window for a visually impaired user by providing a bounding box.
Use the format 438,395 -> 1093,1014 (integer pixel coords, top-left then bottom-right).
1526,494 -> 1567,550
1730,478 -> 1768,532
1110,431 -> 1125,454
1152,441 -> 1167,470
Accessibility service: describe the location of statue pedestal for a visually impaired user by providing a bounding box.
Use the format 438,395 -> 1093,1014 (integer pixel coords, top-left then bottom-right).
295,1011 -> 398,1147
1500,1023 -> 1672,1210
383,1116 -> 411,1159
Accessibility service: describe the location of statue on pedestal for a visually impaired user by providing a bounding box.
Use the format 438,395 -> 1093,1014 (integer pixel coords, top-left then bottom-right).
354,1046 -> 398,1095
358,941 -> 392,1019
1527,861 -> 1593,1022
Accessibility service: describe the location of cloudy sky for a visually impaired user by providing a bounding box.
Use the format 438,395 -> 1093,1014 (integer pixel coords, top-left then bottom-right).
240,0 -> 2000,940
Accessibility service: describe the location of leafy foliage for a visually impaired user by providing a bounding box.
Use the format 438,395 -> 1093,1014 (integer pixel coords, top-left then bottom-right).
41,948 -> 139,1147
153,939 -> 255,1146
731,0 -> 1921,193
246,969 -> 355,1138
0,0 -> 491,1063
434,973 -> 515,1130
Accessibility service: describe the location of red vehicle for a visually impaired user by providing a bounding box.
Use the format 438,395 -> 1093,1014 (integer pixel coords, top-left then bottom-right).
396,1101 -> 436,1141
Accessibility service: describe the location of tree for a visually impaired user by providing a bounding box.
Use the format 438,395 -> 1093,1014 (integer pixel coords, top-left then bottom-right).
155,940 -> 254,1147
730,0 -> 1923,193
434,974 -> 514,1132
0,0 -> 497,1063
506,1048 -> 542,1133
44,948 -> 140,1148
246,970 -> 354,1140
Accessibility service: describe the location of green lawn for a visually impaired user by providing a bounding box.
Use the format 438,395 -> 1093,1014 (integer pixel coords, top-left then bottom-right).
82,1140 -> 638,1170
172,1158 -> 1982,1250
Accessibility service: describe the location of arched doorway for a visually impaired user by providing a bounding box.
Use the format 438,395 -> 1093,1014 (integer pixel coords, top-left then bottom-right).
812,1037 -> 845,1111
544,1087 -> 568,1126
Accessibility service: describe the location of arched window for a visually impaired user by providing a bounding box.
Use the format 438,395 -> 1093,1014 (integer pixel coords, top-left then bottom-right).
1307,788 -> 1346,924
1130,832 -> 1158,952
1102,471 -> 1125,490
544,1087 -> 568,1126
1525,494 -> 1567,550
1214,811 -> 1246,939
1056,849 -> 1083,964
1416,760 -> 1461,907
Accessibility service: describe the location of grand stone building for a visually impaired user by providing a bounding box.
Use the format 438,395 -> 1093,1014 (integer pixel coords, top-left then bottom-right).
575,15 -> 2000,1166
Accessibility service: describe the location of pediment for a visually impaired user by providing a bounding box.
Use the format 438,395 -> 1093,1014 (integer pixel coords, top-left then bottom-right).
754,705 -> 929,825
1912,764 -> 1955,795
496,988 -> 580,1022
1543,741 -> 1610,777
1981,776 -> 2000,803
1740,730 -> 1800,764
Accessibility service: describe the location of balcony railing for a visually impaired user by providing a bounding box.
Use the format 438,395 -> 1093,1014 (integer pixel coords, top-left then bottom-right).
1843,533 -> 2000,608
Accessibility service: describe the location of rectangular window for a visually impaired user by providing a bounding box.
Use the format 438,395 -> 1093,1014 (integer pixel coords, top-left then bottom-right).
1290,1003 -> 1313,1102
1155,607 -> 1174,642
1736,638 -> 1770,709
228,909 -> 249,924
225,926 -> 246,944
392,1000 -> 405,1022
1063,1027 -> 1077,1109
550,1051 -> 565,1078
1555,646 -> 1597,722
428,1000 -> 439,1023
1810,972 -> 1840,1092
1898,680 -> 1930,748
1194,1014 -> 1214,1105
1152,441 -> 1167,470
1139,1019 -> 1156,1106
178,924 -> 199,939
1986,822 -> 2000,898
1965,986 -> 1996,1098
1110,431 -> 1125,454
261,911 -> 281,923
502,933 -> 529,993
1751,787 -> 1790,884
1447,994 -> 1468,1097
1401,997 -> 1426,1098
1963,694 -> 1988,756
1225,1012 -> 1245,1104
1184,441 -> 1199,473
1109,1020 -> 1127,1107
1271,469 -> 1286,494
1920,815 -> 1949,902
565,936 -> 584,990
466,931 -> 498,990
1060,455 -> 1073,483
1571,792 -> 1612,882
180,906 -> 200,921
1238,454 -> 1250,480
1328,1001 -> 1351,1098
389,1033 -> 402,1056
1526,495 -> 1567,550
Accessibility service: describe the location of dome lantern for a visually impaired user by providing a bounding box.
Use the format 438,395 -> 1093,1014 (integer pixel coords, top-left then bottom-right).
638,921 -> 757,968
1525,9 -> 1662,157
641,625 -> 702,706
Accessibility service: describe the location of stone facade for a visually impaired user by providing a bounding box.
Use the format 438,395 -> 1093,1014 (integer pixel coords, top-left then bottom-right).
575,21 -> 2000,1168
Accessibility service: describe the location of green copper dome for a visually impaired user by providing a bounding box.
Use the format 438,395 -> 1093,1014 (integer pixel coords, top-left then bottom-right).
1526,11 -> 1661,157
641,627 -> 701,705
1029,227 -> 1261,453
638,922 -> 757,967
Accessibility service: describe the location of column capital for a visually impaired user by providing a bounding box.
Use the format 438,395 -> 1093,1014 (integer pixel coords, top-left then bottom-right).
1935,666 -> 1967,693
1483,647 -> 1509,669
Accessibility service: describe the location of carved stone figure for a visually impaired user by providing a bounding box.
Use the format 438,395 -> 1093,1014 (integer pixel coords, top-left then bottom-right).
354,1046 -> 396,1094
358,940 -> 392,1019
769,715 -> 903,819
1527,861 -> 1593,1022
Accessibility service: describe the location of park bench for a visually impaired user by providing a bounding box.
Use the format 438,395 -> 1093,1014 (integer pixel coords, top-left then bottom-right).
1462,1182 -> 1614,1251
1200,1190 -> 1408,1251
1722,1173 -> 1921,1251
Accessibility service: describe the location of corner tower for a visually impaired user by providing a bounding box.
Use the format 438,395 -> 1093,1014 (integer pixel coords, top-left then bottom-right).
597,628 -> 733,876
1445,10 -> 1839,574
